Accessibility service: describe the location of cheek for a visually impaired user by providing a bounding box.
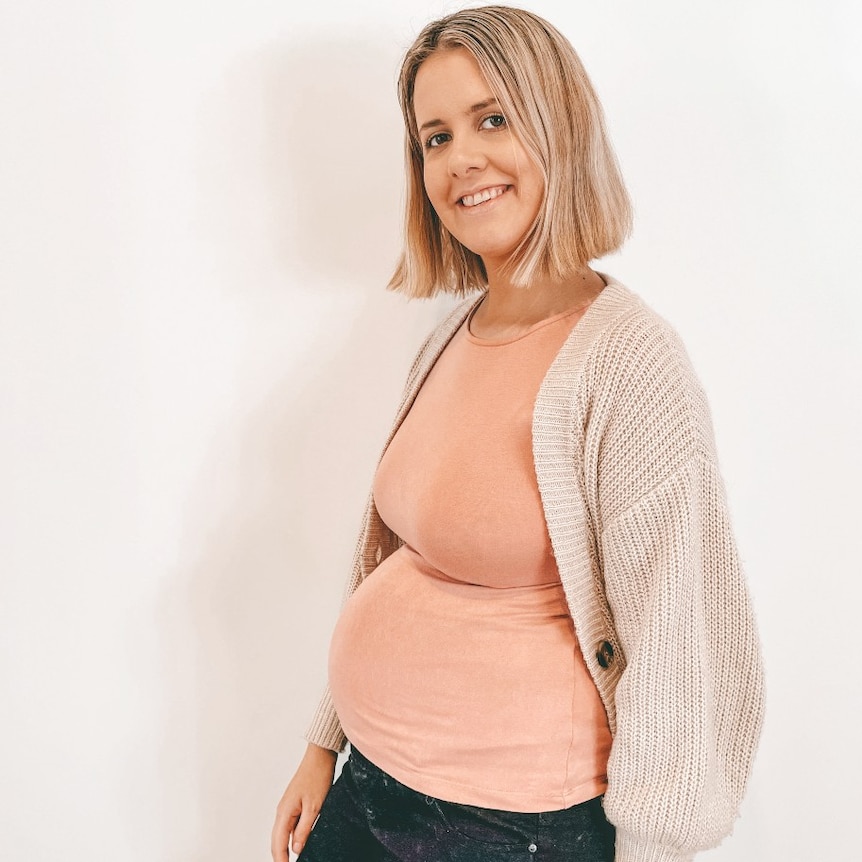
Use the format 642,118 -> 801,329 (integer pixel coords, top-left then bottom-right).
506,145 -> 544,210
525,169 -> 545,215
422,161 -> 447,208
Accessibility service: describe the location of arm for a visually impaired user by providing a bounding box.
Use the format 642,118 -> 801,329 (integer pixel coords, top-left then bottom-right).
586,312 -> 765,861
600,456 -> 764,862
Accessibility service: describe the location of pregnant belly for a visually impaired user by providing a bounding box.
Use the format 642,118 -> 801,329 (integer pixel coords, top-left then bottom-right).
327,546 -> 608,808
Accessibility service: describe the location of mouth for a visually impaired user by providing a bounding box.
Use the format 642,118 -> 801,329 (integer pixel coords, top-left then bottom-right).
457,185 -> 510,208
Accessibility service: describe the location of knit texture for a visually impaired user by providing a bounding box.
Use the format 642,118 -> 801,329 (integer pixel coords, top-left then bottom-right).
304,278 -> 765,862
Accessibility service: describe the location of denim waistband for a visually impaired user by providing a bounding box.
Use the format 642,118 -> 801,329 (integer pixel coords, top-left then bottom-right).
346,744 -> 423,800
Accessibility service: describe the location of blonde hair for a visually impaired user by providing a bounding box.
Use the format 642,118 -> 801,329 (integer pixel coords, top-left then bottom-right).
387,5 -> 633,298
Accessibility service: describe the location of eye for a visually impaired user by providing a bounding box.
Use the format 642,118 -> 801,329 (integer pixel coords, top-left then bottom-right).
425,132 -> 451,150
480,113 -> 507,130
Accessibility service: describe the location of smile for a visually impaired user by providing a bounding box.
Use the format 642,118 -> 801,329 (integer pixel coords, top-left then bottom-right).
458,185 -> 509,208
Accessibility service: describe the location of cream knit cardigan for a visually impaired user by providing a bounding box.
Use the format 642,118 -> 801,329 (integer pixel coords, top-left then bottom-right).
305,278 -> 765,862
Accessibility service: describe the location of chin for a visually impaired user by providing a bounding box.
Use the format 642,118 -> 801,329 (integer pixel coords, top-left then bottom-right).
452,234 -> 518,261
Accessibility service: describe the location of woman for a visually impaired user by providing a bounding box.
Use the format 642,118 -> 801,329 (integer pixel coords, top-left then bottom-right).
272,6 -> 764,861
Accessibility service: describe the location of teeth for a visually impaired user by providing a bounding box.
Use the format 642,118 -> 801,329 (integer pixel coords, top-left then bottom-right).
460,186 -> 506,207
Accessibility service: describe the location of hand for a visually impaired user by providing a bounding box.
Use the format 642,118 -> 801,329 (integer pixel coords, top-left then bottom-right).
271,742 -> 338,860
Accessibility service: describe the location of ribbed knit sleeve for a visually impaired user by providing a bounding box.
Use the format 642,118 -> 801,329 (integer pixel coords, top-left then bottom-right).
585,311 -> 764,862
304,683 -> 347,753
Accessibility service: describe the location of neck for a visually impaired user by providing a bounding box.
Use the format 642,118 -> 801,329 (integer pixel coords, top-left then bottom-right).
470,264 -> 606,339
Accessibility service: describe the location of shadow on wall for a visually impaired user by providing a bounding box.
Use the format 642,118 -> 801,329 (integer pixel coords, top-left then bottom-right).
272,38 -> 406,284
141,36 -> 442,861
190,34 -> 406,291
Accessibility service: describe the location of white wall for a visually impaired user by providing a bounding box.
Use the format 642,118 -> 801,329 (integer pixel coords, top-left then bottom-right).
1,1 -> 859,860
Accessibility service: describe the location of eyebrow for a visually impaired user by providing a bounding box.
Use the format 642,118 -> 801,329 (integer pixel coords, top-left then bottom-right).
417,98 -> 500,133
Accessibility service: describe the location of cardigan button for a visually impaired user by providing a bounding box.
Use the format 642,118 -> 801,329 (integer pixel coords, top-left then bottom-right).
595,640 -> 614,669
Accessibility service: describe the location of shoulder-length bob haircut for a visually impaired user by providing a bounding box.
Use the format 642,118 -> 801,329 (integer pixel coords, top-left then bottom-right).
388,5 -> 633,298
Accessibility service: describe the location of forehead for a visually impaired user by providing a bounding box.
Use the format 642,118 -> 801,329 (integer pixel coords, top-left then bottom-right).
412,48 -> 494,122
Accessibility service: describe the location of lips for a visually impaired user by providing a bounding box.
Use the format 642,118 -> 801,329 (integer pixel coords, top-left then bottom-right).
458,185 -> 509,207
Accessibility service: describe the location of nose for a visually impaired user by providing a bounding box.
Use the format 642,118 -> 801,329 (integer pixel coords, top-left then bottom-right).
447,135 -> 487,177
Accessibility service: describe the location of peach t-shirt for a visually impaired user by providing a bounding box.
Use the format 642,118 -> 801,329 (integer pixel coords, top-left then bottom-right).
328,300 -> 612,812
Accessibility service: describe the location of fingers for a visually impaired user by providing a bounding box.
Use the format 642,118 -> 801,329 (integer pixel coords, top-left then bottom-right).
271,807 -> 299,862
292,798 -> 322,856
272,747 -> 335,860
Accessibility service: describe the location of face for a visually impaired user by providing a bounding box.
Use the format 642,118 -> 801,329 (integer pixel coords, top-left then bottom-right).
412,48 -> 544,276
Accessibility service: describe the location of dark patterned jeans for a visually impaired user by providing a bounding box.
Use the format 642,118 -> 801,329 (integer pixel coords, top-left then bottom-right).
298,746 -> 615,862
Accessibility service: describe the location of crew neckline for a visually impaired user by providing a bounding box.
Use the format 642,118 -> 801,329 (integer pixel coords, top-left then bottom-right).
464,274 -> 610,347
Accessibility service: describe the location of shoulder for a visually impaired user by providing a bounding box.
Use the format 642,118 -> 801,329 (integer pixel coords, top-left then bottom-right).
546,276 -> 697,405
585,276 -> 710,426
404,293 -> 482,388
578,277 -> 722,512
588,277 -> 697,384
548,276 -> 710,438
584,274 -> 714,466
